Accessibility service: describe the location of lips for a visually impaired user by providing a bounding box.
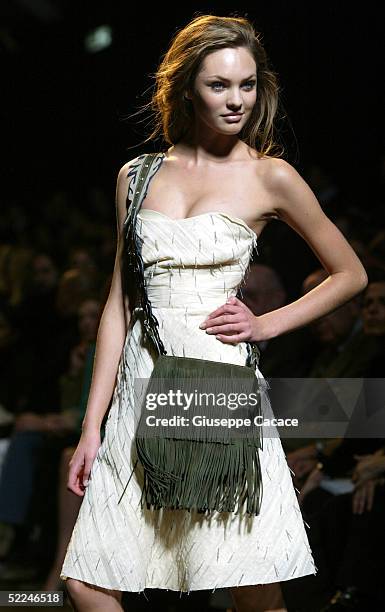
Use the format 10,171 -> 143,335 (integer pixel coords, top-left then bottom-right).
222,113 -> 243,117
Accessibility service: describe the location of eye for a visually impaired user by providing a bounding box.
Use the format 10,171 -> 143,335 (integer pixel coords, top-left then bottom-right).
209,80 -> 256,91
242,80 -> 256,90
210,81 -> 225,90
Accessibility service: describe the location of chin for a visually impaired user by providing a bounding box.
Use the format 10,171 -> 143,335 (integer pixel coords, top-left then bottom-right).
215,123 -> 244,134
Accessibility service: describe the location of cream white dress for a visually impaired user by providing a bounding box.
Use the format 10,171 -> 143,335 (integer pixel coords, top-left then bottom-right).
60,207 -> 318,592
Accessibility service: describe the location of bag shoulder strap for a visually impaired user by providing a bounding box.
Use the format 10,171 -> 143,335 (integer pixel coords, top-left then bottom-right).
123,152 -> 167,356
125,152 -> 164,223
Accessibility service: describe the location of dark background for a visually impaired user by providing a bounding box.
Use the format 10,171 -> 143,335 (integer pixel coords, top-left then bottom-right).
0,4 -> 384,608
1,0 -> 383,208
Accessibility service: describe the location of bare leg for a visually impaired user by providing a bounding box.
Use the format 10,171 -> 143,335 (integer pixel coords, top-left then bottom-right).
230,583 -> 287,612
43,447 -> 82,591
66,579 -> 123,611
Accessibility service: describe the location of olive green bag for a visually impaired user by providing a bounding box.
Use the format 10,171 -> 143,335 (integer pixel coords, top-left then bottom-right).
122,152 -> 264,515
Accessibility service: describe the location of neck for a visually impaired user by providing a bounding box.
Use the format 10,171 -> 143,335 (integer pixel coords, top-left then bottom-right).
173,126 -> 249,165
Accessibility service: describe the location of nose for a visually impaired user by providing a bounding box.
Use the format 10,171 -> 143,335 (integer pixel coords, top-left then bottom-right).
226,86 -> 243,110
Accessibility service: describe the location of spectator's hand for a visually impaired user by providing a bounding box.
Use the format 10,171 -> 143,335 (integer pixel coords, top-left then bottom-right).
286,445 -> 317,478
67,429 -> 101,496
291,457 -> 318,480
14,412 -> 46,431
298,466 -> 324,506
352,454 -> 385,487
352,477 -> 385,514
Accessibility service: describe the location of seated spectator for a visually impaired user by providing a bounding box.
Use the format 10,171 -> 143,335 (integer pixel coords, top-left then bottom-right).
242,263 -> 316,377
6,251 -> 67,415
361,267 -> 385,376
0,298 -> 100,579
41,341 -> 97,591
282,267 -> 380,455
301,268 -> 379,378
288,269 -> 385,497
313,448 -> 385,611
284,271 -> 385,610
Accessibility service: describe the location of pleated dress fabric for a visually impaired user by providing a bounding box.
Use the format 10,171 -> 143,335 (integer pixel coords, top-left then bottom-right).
60,158 -> 318,593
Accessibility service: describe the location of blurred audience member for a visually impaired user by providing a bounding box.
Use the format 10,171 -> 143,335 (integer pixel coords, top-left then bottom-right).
0,298 -> 100,579
42,340 -> 97,591
244,264 -> 315,377
301,268 -> 379,378
361,268 -> 385,377
241,263 -> 286,316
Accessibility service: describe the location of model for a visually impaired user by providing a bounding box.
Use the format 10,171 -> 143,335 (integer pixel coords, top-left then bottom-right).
60,14 -> 368,612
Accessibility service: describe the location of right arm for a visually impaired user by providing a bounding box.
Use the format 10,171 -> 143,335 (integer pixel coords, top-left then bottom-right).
81,162 -> 133,433
67,160 -> 135,496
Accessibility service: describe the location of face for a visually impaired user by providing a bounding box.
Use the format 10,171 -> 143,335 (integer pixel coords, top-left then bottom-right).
32,254 -> 58,291
309,305 -> 359,345
188,46 -> 257,136
70,249 -> 94,270
362,282 -> 385,336
242,266 -> 286,316
78,299 -> 101,342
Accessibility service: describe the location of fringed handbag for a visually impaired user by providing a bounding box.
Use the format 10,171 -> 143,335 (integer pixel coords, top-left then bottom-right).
122,152 -> 264,516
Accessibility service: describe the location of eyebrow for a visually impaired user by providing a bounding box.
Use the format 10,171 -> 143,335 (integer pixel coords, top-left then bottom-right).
206,74 -> 257,81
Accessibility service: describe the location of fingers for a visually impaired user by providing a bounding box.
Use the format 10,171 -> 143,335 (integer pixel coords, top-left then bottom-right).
307,467 -> 323,485
289,460 -> 307,478
201,317 -> 250,343
67,455 -> 87,497
67,466 -> 85,497
204,315 -> 243,330
82,454 -> 96,489
204,322 -> 245,336
352,486 -> 366,514
200,306 -> 241,328
201,296 -> 248,323
200,298 -> 254,343
65,436 -> 100,497
352,481 -> 374,515
366,481 -> 375,512
215,333 -> 246,345
67,455 -> 95,496
226,296 -> 246,308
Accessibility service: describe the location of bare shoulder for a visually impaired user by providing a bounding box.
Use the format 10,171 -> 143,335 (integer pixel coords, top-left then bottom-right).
115,155 -> 144,228
259,156 -> 304,194
259,156 -> 320,222
116,155 -> 143,188
116,154 -> 145,202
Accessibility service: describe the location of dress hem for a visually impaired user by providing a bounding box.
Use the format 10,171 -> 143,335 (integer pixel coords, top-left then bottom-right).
59,565 -> 318,594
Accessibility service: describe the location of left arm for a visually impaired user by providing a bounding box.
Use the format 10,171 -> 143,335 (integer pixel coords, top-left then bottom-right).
200,159 -> 368,343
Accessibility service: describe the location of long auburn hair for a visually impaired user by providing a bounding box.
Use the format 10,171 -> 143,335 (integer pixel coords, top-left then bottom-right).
131,14 -> 283,157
